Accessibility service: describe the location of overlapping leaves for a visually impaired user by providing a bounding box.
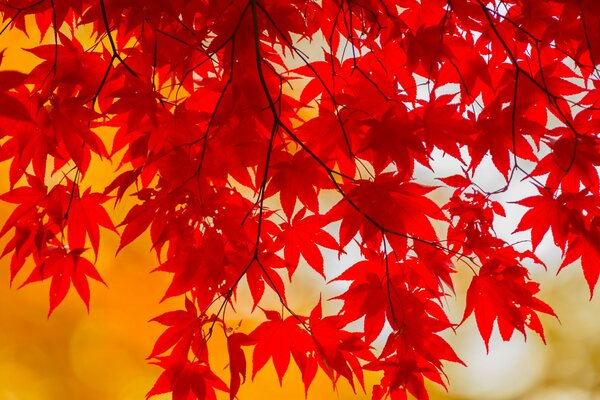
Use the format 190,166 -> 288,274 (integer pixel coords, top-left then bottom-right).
1,0 -> 599,399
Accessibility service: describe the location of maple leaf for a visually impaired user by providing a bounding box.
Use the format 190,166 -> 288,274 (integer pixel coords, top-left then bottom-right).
421,97 -> 477,161
65,187 -> 117,257
0,174 -> 48,242
445,191 -> 507,254
294,108 -> 357,178
462,257 -> 556,350
469,100 -> 537,179
358,105 -> 429,176
512,187 -> 597,250
273,208 -> 341,278
19,247 -> 106,316
146,358 -> 229,400
309,301 -> 374,390
560,217 -> 600,297
249,309 -> 317,392
116,197 -> 160,253
328,173 -> 443,255
226,332 -> 254,400
264,149 -> 331,219
532,135 -> 600,193
332,258 -> 388,344
148,298 -> 211,362
368,328 -> 462,400
0,75 -> 31,121
0,176 -> 67,284
155,229 -> 228,306
362,267 -> 463,400
26,31 -> 108,100
245,254 -> 288,309
38,95 -> 109,174
0,93 -> 57,186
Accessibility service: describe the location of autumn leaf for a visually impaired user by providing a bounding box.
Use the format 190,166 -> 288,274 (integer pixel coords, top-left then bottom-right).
328,173 -> 443,255
332,258 -> 388,344
146,358 -> 229,400
309,300 -> 374,390
19,248 -> 106,316
462,258 -> 556,350
274,208 -> 341,278
0,92 -> 31,121
560,217 -> 600,297
66,187 -> 116,258
249,309 -> 317,392
513,188 -> 577,250
226,332 -> 254,400
265,149 -> 330,219
148,298 -> 210,361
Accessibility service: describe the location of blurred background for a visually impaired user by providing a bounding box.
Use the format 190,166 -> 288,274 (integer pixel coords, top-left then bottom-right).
2,17 -> 600,400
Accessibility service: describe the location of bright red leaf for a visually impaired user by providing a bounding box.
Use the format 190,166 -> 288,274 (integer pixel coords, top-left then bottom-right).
249,309 -> 317,392
19,247 -> 105,316
226,332 -> 254,400
462,255 -> 556,350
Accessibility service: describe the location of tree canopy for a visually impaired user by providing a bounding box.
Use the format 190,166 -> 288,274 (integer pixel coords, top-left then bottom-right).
1,0 -> 599,399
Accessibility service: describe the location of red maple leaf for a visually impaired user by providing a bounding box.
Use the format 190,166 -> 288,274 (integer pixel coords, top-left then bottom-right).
513,188 -> 600,251
328,173 -> 443,255
65,187 -> 117,257
148,298 -> 210,362
332,258 -> 388,344
0,70 -> 30,121
249,309 -> 317,392
560,217 -> 600,296
226,332 -> 254,400
532,135 -> 600,193
357,105 -> 429,176
462,255 -> 556,350
309,301 -> 374,391
0,175 -> 49,282
265,148 -> 331,219
146,358 -> 228,400
19,247 -> 106,316
273,208 -> 341,278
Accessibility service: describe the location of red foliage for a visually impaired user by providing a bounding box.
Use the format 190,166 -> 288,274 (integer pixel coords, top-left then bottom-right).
1,0 -> 600,398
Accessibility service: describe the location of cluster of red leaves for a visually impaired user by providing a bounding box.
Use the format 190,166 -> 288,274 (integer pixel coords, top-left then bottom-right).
1,0 -> 600,399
